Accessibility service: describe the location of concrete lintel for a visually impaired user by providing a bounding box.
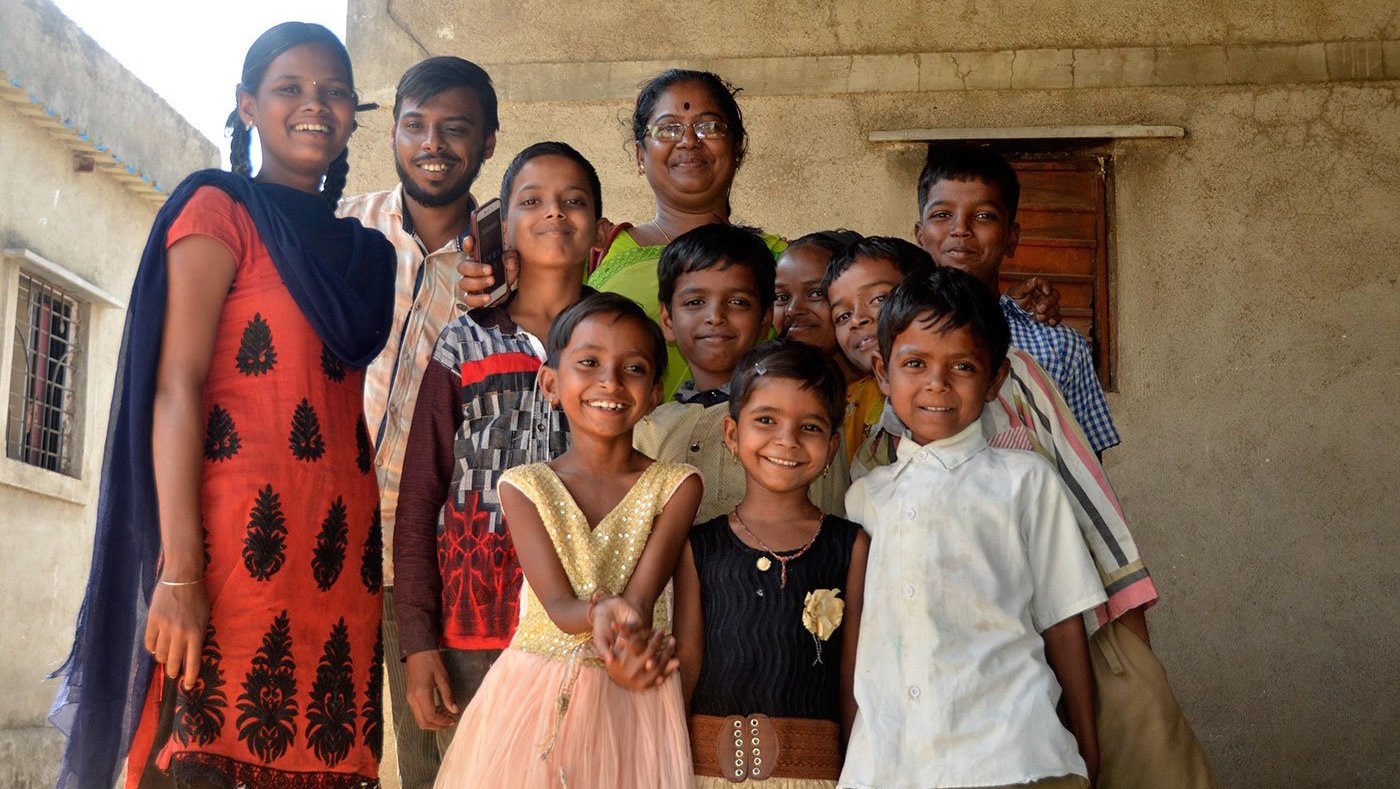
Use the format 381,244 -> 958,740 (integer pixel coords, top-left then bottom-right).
476,38 -> 1398,105
869,125 -> 1187,143
2,249 -> 125,308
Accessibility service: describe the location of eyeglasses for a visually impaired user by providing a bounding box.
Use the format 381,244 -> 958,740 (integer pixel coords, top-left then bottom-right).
645,120 -> 730,141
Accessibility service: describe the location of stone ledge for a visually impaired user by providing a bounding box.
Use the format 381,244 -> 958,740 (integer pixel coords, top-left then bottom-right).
474,39 -> 1399,103
0,71 -> 171,205
869,125 -> 1186,142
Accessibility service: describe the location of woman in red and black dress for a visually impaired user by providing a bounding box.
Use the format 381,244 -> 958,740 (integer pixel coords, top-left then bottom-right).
51,23 -> 395,789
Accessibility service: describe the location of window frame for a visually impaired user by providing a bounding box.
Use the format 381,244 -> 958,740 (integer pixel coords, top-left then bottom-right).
7,269 -> 84,475
0,249 -> 121,503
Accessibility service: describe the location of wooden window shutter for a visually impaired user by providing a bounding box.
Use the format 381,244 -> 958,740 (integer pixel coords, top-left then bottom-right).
999,155 -> 1113,388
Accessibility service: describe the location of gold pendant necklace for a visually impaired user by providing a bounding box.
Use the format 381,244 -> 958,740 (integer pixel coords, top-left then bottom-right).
731,507 -> 821,589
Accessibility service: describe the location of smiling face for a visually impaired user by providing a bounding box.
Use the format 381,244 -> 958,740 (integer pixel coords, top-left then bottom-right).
392,86 -> 496,208
914,177 -> 1020,289
660,263 -> 770,391
238,42 -> 356,190
636,81 -> 738,212
874,315 -> 1008,445
504,154 -> 601,271
723,376 -> 840,496
539,312 -> 662,441
774,245 -> 838,354
828,255 -> 905,376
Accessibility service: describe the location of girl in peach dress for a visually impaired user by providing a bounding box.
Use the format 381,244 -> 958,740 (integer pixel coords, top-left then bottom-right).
434,293 -> 701,788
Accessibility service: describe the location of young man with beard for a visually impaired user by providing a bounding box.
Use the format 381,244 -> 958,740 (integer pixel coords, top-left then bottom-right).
337,56 -> 506,788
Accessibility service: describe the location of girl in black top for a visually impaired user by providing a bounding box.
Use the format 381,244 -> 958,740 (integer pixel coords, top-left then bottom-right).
674,340 -> 870,788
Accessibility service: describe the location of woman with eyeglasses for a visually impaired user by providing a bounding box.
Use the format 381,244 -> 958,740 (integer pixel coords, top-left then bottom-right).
587,69 -> 786,396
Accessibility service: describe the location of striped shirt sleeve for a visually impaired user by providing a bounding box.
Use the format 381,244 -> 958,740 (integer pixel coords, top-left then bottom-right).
991,350 -> 1157,625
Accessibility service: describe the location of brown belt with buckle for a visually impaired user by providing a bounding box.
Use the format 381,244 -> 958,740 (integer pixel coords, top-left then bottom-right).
689,713 -> 841,782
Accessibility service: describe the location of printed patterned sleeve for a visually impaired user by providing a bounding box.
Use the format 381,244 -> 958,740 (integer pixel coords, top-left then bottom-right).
392,351 -> 464,658
997,351 -> 1158,625
1059,329 -> 1121,453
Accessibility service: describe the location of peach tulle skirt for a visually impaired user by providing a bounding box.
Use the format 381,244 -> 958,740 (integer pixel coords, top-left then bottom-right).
434,648 -> 693,788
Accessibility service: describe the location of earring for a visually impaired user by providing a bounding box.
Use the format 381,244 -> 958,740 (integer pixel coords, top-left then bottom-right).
637,163 -> 645,176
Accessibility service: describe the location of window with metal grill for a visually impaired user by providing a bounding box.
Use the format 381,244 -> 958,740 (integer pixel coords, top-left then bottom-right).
7,271 -> 82,476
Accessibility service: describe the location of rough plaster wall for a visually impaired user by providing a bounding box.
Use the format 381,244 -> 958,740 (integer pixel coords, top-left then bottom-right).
0,0 -> 218,192
382,0 -> 1399,64
1106,83 -> 1400,784
0,98 -> 152,737
347,2 -> 1400,785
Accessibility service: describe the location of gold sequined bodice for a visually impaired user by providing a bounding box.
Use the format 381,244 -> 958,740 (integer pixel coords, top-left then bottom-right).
500,461 -> 696,663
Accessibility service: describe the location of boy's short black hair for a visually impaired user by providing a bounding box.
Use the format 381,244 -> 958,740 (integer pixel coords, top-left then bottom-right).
393,56 -> 500,135
917,144 -> 1020,222
877,267 -> 1011,370
822,236 -> 933,292
657,224 -> 777,312
729,339 -> 846,430
786,229 -> 864,259
545,292 -> 668,384
499,141 -> 603,219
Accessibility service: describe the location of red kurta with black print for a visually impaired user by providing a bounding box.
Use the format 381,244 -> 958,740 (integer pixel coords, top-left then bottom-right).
126,187 -> 383,788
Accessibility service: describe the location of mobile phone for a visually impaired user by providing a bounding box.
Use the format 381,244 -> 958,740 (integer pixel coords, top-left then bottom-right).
471,198 -> 510,307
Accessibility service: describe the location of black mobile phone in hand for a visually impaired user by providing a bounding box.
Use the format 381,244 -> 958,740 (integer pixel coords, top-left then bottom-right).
471,198 -> 510,307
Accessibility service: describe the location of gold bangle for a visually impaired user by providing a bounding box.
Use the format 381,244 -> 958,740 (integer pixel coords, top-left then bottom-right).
158,576 -> 205,587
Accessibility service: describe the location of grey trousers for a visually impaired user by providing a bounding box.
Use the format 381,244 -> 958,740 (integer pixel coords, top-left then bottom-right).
383,588 -> 502,789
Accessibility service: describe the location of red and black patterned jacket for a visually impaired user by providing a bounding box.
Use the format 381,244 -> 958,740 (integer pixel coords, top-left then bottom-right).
392,296 -> 585,657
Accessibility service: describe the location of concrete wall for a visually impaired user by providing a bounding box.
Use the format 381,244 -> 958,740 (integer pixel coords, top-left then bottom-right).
0,0 -> 216,783
0,0 -> 215,195
348,2 -> 1400,786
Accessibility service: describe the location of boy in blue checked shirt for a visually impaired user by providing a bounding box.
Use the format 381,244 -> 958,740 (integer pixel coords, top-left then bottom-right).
913,145 -> 1122,454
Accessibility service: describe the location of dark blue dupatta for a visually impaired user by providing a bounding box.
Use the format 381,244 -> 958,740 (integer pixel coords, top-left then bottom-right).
48,169 -> 395,789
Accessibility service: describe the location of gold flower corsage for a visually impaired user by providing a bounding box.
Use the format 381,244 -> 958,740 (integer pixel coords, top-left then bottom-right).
802,588 -> 845,665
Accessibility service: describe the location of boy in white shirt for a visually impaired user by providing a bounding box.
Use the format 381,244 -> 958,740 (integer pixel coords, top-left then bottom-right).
841,267 -> 1105,789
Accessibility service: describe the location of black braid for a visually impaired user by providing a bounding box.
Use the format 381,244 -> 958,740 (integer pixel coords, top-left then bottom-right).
225,107 -> 252,177
321,147 -> 349,209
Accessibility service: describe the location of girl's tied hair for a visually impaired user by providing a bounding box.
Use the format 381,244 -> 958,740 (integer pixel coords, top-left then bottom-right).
225,22 -> 364,209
